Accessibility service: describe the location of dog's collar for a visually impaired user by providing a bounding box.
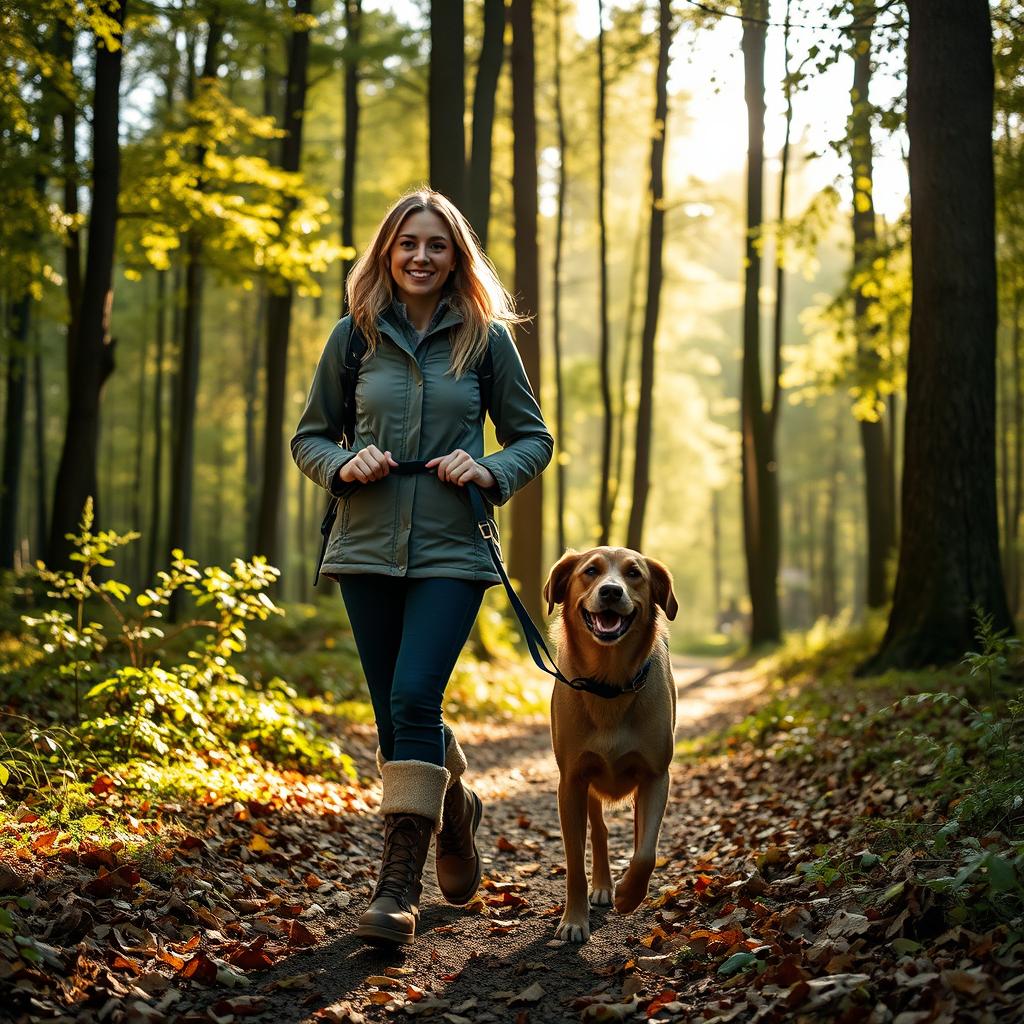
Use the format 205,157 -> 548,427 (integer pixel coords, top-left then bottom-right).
564,655 -> 653,700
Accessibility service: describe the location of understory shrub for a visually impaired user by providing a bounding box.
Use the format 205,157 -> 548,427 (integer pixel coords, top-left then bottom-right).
1,500 -> 353,802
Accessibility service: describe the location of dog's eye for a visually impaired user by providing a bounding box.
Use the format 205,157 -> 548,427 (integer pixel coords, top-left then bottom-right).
582,565 -> 598,576
626,567 -> 641,578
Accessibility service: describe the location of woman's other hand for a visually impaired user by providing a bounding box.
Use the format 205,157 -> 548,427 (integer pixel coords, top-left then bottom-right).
339,445 -> 399,484
425,449 -> 497,489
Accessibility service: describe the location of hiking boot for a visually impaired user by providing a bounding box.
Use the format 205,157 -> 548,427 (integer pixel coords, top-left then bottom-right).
355,758 -> 449,946
436,779 -> 483,904
354,811 -> 434,945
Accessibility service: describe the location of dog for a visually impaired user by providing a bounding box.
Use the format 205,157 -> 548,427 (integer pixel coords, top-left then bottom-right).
542,546 -> 678,943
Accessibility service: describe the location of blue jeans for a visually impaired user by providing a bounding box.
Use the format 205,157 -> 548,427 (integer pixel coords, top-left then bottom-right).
338,575 -> 487,765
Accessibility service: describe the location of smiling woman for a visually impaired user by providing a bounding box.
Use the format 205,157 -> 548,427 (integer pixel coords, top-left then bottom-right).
290,188 -> 554,948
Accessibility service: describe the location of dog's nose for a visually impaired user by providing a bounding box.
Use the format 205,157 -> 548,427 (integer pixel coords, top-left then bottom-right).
599,583 -> 623,602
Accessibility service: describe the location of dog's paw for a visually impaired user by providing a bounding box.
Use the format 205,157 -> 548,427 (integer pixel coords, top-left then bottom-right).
613,871 -> 651,914
554,916 -> 590,943
589,887 -> 613,907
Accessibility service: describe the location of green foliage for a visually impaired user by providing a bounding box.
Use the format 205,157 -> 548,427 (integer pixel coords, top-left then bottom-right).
3,500 -> 354,796
119,79 -> 351,295
888,607 -> 1024,837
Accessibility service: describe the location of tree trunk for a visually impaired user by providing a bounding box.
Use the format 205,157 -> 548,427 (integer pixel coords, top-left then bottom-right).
1011,293 -> 1023,614
130,280 -> 150,582
430,0 -> 466,205
849,2 -> 894,609
595,0 -> 613,545
57,20 -> 82,402
168,17 -> 223,575
146,268 -> 168,580
822,419 -> 841,619
256,0 -> 313,567
32,339 -> 47,558
551,0 -> 566,556
738,0 -> 781,645
340,0 -> 361,310
48,0 -> 126,568
1,298 -> 31,568
509,0 -> 544,625
862,0 -> 1011,671
711,489 -> 722,624
467,0 -> 505,247
610,212 -> 645,533
625,0 -> 672,552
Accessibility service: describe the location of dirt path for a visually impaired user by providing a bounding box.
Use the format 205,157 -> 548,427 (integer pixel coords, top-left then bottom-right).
185,656 -> 767,1024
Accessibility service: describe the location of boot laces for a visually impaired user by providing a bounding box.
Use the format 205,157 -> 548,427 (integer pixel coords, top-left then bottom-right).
374,814 -> 427,906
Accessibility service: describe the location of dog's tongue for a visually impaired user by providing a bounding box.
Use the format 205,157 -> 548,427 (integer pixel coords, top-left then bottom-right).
595,611 -> 622,634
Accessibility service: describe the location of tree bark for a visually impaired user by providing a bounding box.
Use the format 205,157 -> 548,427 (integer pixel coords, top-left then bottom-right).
57,20 -> 82,400
595,0 -> 613,545
340,0 -> 361,310
509,0 -> 544,624
468,0 -> 505,247
738,0 -> 781,645
256,0 -> 314,567
610,212 -> 645,533
849,2 -> 894,608
146,268 -> 168,581
551,0 -> 566,556
169,16 -> 222,576
430,0 -> 466,205
862,0 -> 1012,671
625,0 -> 672,552
822,418 -> 842,619
48,0 -> 126,568
32,338 -> 47,559
1,298 -> 31,568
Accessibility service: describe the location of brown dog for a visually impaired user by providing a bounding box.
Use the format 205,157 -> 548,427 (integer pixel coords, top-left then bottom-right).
542,547 -> 678,943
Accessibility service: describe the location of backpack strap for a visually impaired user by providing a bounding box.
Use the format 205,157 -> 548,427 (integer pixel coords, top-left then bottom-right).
477,332 -> 494,422
340,323 -> 367,447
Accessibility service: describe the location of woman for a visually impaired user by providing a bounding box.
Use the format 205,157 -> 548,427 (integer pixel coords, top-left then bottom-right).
290,189 -> 553,946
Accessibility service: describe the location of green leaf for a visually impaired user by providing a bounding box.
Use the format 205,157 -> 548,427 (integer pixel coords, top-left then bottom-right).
718,952 -> 757,976
985,854 -> 1017,892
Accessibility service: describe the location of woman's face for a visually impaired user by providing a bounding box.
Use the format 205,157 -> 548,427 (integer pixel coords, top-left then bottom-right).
388,209 -> 457,305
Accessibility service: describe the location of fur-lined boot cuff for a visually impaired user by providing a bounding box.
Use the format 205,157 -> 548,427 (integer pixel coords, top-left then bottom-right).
379,759 -> 451,833
442,725 -> 468,789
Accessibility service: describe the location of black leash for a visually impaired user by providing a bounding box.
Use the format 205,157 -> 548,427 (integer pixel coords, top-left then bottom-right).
312,461 -> 651,699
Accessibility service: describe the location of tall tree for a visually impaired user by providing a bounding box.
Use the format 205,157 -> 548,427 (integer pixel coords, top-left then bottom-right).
550,0 -> 567,555
340,0 -> 361,310
48,0 -> 127,568
738,0 -> 781,645
256,0 -> 314,565
168,14 -> 223,573
467,0 -> 505,246
430,0 -> 466,205
509,0 -> 544,624
595,0 -> 613,545
626,0 -> 672,551
863,0 -> 1012,671
848,1 -> 894,608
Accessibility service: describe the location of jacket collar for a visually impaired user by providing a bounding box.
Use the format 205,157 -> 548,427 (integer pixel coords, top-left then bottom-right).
381,292 -> 463,347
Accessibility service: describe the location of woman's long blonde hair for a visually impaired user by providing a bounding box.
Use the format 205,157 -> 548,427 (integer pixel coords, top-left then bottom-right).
346,187 -> 526,378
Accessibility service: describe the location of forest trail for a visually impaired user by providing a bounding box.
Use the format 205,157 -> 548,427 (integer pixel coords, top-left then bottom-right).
175,656 -> 773,1023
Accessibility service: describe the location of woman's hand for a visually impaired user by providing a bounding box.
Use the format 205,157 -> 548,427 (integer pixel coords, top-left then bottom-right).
339,444 -> 399,484
425,449 -> 496,490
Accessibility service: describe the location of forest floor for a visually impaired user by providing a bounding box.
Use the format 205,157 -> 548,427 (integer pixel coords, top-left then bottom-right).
3,649 -> 1023,1024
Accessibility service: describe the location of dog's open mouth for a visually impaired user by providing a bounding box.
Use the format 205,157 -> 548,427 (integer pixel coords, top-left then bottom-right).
581,608 -> 637,642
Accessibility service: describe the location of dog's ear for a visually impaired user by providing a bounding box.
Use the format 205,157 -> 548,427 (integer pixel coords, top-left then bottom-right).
543,549 -> 582,615
645,557 -> 678,621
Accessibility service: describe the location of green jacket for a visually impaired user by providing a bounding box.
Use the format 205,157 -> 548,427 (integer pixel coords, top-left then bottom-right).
290,297 -> 554,585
